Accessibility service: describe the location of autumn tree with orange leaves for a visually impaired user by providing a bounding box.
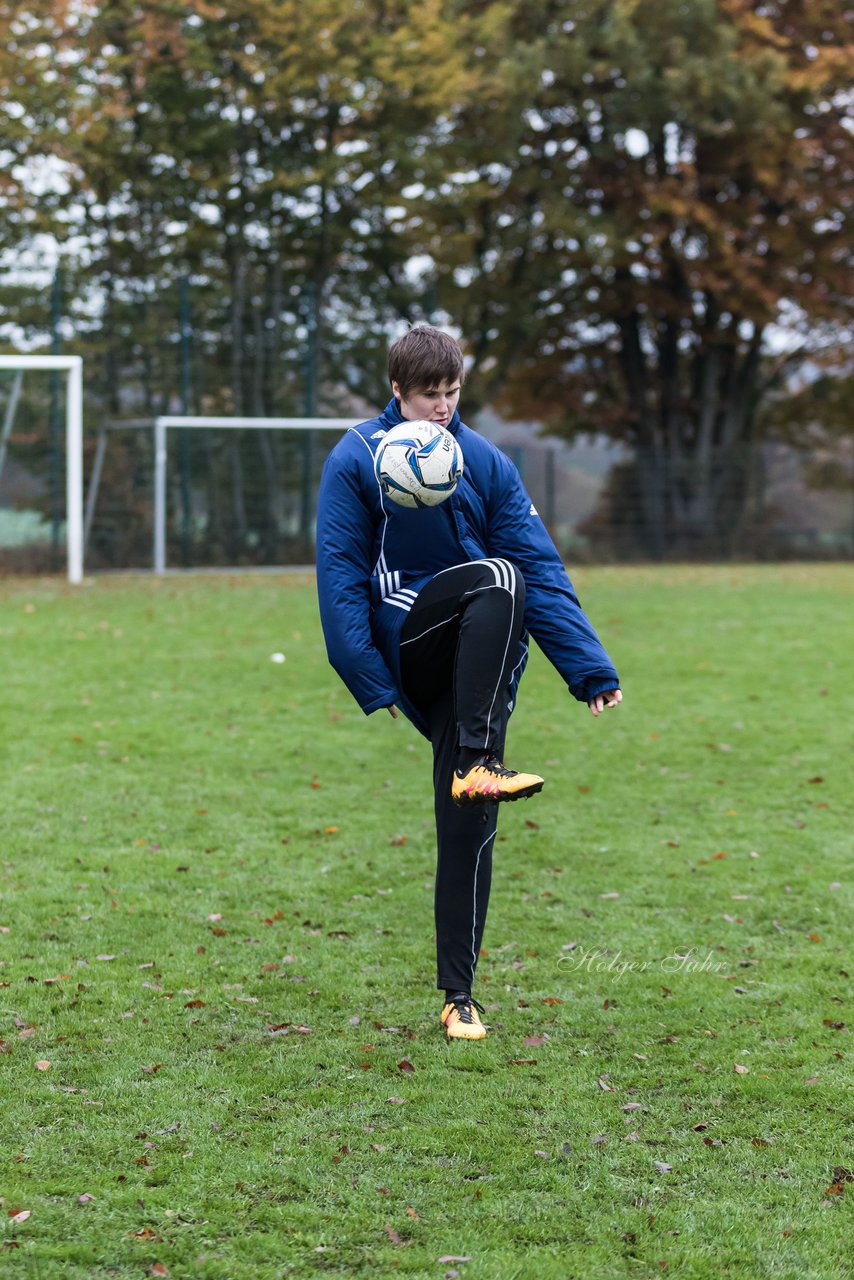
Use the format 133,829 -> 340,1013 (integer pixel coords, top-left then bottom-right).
419,0 -> 853,553
2,0 -> 852,560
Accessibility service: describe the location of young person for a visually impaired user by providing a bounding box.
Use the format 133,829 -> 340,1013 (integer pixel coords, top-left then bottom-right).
316,326 -> 621,1040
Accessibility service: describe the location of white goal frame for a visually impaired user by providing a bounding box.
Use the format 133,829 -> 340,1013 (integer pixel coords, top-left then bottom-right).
0,354 -> 84,583
149,416 -> 355,573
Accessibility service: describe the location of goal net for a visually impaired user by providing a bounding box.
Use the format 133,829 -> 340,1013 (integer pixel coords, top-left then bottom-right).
86,415 -> 356,574
0,355 -> 83,583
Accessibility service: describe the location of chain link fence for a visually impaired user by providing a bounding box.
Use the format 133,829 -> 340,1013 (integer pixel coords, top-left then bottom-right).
1,371 -> 852,573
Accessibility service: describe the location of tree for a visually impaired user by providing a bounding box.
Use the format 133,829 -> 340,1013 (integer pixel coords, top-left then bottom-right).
0,3 -> 72,347
5,0 -> 851,564
419,0 -> 854,555
3,0 -> 473,563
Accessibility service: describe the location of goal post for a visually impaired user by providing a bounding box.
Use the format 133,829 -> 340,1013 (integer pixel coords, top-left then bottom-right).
149,415 -> 356,573
0,354 -> 84,584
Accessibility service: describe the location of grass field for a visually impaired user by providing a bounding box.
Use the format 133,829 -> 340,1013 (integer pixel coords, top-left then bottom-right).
1,565 -> 852,1280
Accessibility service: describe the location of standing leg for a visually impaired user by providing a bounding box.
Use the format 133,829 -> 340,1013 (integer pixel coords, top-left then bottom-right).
425,686 -> 506,995
398,560 -> 523,1003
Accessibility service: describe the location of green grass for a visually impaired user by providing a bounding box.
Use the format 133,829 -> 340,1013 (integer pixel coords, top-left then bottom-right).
1,565 -> 853,1280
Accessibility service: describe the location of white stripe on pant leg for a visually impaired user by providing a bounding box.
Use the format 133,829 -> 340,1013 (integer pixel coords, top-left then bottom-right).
483,557 -> 508,591
507,640 -> 529,705
482,561 -> 518,747
459,560 -> 504,599
497,558 -> 517,592
470,826 -> 497,989
399,612 -> 461,645
430,558 -> 509,585
491,558 -> 509,591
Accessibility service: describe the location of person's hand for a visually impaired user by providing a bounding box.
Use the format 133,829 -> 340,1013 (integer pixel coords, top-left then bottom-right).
387,705 -> 399,719
588,688 -> 622,717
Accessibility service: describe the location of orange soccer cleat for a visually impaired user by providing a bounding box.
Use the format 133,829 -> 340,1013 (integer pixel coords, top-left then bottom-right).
441,993 -> 488,1040
451,755 -> 544,807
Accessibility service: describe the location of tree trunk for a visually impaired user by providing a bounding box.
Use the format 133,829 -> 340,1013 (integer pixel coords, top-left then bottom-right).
617,305 -> 668,558
228,246 -> 248,556
620,302 -> 765,557
253,286 -> 283,562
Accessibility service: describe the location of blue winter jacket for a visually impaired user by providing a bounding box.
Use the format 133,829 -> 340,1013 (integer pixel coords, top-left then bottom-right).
315,397 -> 620,740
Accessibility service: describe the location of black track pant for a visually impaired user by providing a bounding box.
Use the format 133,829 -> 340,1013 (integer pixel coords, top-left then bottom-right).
399,559 -> 527,993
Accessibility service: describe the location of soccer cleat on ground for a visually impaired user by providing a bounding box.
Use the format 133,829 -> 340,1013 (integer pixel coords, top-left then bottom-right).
441,993 -> 488,1040
451,755 -> 544,806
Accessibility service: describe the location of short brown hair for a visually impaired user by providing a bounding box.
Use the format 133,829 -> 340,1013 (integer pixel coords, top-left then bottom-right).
388,326 -> 465,399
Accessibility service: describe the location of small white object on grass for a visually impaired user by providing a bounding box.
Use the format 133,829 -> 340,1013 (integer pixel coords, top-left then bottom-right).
270,652 -> 286,663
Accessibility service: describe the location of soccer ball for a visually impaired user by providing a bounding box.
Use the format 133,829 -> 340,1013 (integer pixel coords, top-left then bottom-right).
374,420 -> 464,509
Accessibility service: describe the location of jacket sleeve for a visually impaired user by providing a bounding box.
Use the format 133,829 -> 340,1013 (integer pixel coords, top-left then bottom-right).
315,440 -> 400,715
485,448 -> 620,704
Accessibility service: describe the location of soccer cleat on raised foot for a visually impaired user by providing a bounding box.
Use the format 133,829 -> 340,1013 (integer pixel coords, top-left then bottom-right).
451,755 -> 544,806
441,993 -> 488,1040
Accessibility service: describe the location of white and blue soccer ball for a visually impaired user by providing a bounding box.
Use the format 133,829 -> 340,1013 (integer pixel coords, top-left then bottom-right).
374,420 -> 464,509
